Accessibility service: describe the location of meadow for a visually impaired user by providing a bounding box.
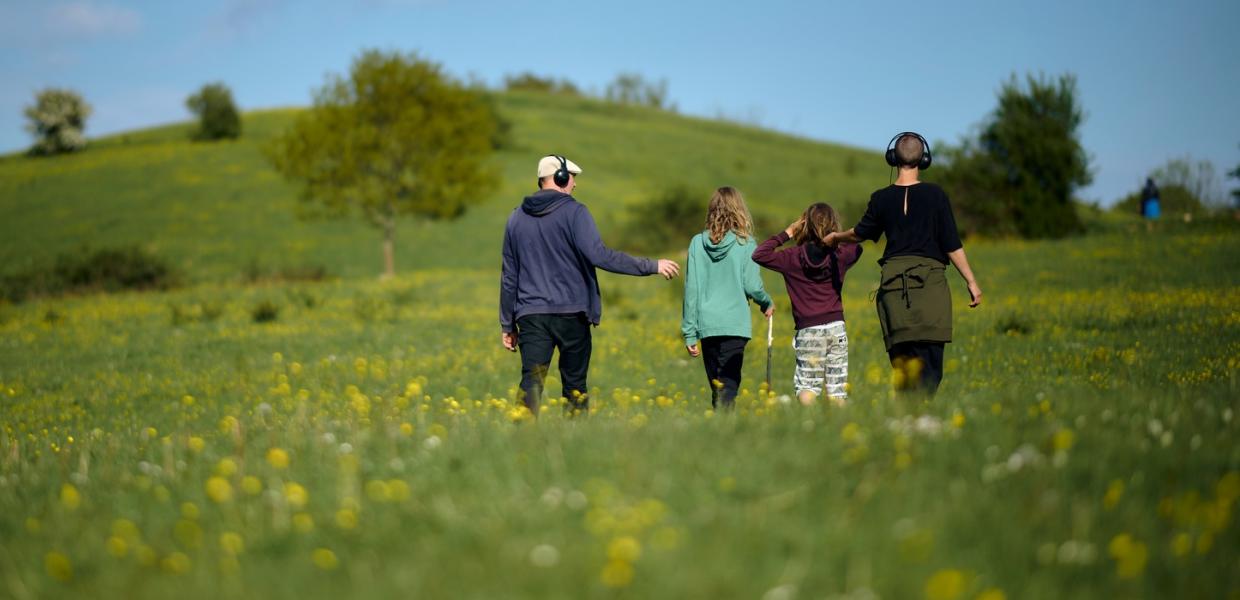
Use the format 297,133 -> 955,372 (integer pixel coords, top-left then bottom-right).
1,92 -> 1238,599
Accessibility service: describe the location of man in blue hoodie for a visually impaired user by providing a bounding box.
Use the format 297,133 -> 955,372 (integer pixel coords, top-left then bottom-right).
499,155 -> 680,415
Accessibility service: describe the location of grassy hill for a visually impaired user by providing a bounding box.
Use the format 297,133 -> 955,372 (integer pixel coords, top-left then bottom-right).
0,91 -> 890,282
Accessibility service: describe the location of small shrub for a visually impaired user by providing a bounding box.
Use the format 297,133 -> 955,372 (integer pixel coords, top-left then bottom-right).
620,185 -> 703,254
243,260 -> 329,284
1,246 -> 176,302
996,313 -> 1033,336
251,300 -> 279,323
170,301 -> 225,326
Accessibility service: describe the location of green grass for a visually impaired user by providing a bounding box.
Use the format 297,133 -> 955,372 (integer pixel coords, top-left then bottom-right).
1,223 -> 1237,598
1,91 -> 1238,599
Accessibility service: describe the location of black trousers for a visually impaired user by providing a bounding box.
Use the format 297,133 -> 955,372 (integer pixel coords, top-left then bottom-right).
888,341 -> 945,397
516,313 -> 592,415
701,336 -> 747,410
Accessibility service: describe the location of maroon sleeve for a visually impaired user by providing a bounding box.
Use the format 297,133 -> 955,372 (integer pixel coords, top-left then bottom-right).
751,232 -> 798,273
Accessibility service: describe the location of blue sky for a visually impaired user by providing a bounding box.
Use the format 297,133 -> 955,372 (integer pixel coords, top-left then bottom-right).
2,0 -> 1237,205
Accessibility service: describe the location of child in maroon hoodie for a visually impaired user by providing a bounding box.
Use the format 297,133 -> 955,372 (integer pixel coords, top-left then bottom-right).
753,203 -> 862,406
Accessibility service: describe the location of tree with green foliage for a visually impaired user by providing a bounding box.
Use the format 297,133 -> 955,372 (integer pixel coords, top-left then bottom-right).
938,74 -> 1091,238
1228,147 -> 1240,208
24,88 -> 92,155
605,73 -> 672,110
186,83 -> 241,141
266,50 -> 500,277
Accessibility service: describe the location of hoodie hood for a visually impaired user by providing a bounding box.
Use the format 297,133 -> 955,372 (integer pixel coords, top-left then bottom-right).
522,189 -> 573,216
700,230 -> 740,262
798,243 -> 837,282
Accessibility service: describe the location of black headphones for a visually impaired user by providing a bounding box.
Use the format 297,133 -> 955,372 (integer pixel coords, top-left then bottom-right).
549,154 -> 571,187
884,132 -> 932,170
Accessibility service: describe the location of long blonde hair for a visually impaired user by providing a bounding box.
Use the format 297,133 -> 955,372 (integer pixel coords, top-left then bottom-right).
793,202 -> 841,246
705,186 -> 753,244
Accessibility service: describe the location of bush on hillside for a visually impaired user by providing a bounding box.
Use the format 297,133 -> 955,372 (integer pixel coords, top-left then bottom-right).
504,72 -> 581,96
25,88 -> 92,155
1,246 -> 177,302
186,83 -> 242,141
620,185 -> 779,254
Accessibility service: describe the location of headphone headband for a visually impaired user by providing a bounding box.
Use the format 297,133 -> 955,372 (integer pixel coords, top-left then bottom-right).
547,154 -> 571,187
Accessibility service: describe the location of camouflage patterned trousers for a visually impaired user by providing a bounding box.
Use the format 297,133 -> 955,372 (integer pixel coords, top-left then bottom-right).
793,321 -> 849,400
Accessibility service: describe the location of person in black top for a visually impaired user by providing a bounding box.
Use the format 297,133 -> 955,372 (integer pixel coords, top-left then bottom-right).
826,133 -> 981,396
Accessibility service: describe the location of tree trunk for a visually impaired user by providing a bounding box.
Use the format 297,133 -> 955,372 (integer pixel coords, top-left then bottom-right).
381,214 -> 396,279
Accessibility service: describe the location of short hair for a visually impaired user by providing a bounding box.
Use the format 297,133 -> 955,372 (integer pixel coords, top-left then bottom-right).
895,134 -> 925,167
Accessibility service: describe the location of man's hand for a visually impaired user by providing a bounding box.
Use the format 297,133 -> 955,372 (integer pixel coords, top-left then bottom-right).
823,232 -> 838,247
764,304 -> 775,318
686,343 -> 700,357
656,259 -> 680,279
502,331 -> 518,352
967,282 -> 983,308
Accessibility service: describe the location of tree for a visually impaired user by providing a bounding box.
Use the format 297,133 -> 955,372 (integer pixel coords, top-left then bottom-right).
1227,146 -> 1240,208
605,73 -> 672,110
938,74 -> 1091,238
266,50 -> 499,277
186,83 -> 241,141
24,88 -> 92,155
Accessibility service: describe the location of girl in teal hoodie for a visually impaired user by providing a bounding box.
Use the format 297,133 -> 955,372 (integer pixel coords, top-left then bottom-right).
682,186 -> 774,409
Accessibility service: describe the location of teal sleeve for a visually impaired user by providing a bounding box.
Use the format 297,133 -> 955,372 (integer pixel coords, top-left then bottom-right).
742,244 -> 772,311
680,241 -> 700,346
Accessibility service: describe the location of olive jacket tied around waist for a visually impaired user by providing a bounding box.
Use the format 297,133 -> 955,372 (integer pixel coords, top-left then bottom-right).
875,255 -> 952,350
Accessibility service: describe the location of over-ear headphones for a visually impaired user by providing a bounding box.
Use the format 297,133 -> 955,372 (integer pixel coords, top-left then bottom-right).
884,132 -> 932,170
551,154 -> 571,187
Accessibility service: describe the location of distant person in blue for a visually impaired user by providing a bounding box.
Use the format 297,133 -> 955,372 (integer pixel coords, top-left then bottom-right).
499,155 -> 681,416
1141,178 -> 1161,220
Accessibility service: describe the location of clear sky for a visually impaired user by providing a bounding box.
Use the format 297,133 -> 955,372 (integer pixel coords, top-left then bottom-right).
2,0 -> 1237,205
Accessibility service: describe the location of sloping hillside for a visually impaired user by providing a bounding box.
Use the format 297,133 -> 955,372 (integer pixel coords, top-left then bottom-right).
0,91 -> 889,281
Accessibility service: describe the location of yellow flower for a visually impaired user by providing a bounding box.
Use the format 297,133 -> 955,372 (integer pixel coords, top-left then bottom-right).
59,483 -> 81,510
975,589 -> 1006,600
187,436 -> 205,453
388,479 -> 411,502
1052,428 -> 1075,452
365,480 -> 391,502
399,422 -> 414,436
607,536 -> 642,562
293,512 -> 315,533
106,535 -> 128,558
181,502 -> 200,519
600,559 -> 634,588
215,457 -> 238,477
924,569 -> 967,600
161,551 -> 191,575
44,551 -> 72,582
1108,534 -> 1148,579
312,548 -> 338,570
335,508 -> 358,530
951,412 -> 966,429
206,476 -> 233,503
284,482 -> 308,510
1103,480 -> 1124,510
241,475 -> 262,495
1171,533 -> 1192,557
266,448 -> 290,469
219,532 -> 244,555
